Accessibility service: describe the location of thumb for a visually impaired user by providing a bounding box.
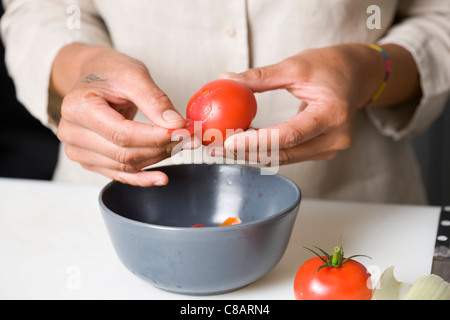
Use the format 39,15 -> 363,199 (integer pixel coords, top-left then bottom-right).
219,59 -> 298,93
124,73 -> 186,130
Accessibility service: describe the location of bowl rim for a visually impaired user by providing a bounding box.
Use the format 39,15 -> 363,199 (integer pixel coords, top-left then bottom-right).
98,164 -> 301,232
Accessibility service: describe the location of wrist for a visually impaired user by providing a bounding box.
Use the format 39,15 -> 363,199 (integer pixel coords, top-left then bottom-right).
359,44 -> 391,109
337,43 -> 388,108
339,43 -> 421,109
50,43 -> 114,96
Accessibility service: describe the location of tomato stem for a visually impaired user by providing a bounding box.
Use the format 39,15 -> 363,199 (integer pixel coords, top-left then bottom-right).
302,235 -> 371,272
331,246 -> 341,267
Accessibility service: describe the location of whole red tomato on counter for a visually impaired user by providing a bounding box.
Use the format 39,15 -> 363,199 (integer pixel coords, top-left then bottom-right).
186,79 -> 257,146
294,241 -> 372,300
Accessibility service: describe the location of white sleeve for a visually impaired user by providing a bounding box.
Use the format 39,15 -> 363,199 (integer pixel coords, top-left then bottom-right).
1,0 -> 112,129
368,0 -> 450,140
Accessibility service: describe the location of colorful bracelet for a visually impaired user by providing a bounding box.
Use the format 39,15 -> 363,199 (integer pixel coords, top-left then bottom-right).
359,44 -> 391,109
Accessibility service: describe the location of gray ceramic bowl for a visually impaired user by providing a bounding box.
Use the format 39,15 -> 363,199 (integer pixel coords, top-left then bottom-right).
99,164 -> 301,296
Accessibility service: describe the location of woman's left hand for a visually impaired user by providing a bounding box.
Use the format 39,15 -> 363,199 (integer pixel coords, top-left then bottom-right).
219,44 -> 389,165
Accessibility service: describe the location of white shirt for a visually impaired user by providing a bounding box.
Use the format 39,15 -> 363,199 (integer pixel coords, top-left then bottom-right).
2,0 -> 450,204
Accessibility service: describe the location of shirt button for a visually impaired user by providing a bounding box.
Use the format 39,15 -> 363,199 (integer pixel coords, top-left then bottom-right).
223,26 -> 236,38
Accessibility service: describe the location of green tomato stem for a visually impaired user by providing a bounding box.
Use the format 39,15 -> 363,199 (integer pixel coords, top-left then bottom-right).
331,246 -> 341,267
303,236 -> 371,272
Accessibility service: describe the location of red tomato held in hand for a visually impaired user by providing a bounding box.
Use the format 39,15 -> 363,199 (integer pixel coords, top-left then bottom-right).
294,242 -> 372,300
186,79 -> 257,146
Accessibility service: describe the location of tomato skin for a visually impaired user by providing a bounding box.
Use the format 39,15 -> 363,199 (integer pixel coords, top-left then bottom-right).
294,256 -> 372,300
219,217 -> 242,226
186,79 -> 257,145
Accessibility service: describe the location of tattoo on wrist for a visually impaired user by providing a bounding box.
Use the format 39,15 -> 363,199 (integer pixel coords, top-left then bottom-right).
81,73 -> 107,84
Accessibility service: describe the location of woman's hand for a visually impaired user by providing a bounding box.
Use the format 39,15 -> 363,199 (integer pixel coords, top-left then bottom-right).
52,44 -> 189,186
220,43 -> 420,165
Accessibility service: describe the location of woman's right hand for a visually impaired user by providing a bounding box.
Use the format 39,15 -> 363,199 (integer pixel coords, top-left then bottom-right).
52,44 -> 190,186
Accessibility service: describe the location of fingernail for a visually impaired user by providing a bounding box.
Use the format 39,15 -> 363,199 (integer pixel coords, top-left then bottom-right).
219,72 -> 241,80
153,180 -> 166,186
224,138 -> 244,150
162,110 -> 184,123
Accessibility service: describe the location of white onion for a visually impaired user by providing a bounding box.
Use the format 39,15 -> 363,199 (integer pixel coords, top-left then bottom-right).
371,266 -> 450,300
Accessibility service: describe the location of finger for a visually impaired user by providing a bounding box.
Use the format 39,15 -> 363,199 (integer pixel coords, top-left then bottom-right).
219,57 -> 301,93
61,95 -> 176,149
80,163 -> 169,187
226,149 -> 339,165
223,108 -> 327,152
223,129 -> 350,165
273,131 -> 350,165
64,140 -> 177,172
121,70 -> 186,129
58,117 -> 181,161
169,118 -> 203,149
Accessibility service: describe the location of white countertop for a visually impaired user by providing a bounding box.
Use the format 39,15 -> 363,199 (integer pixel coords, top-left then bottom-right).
0,177 -> 440,300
